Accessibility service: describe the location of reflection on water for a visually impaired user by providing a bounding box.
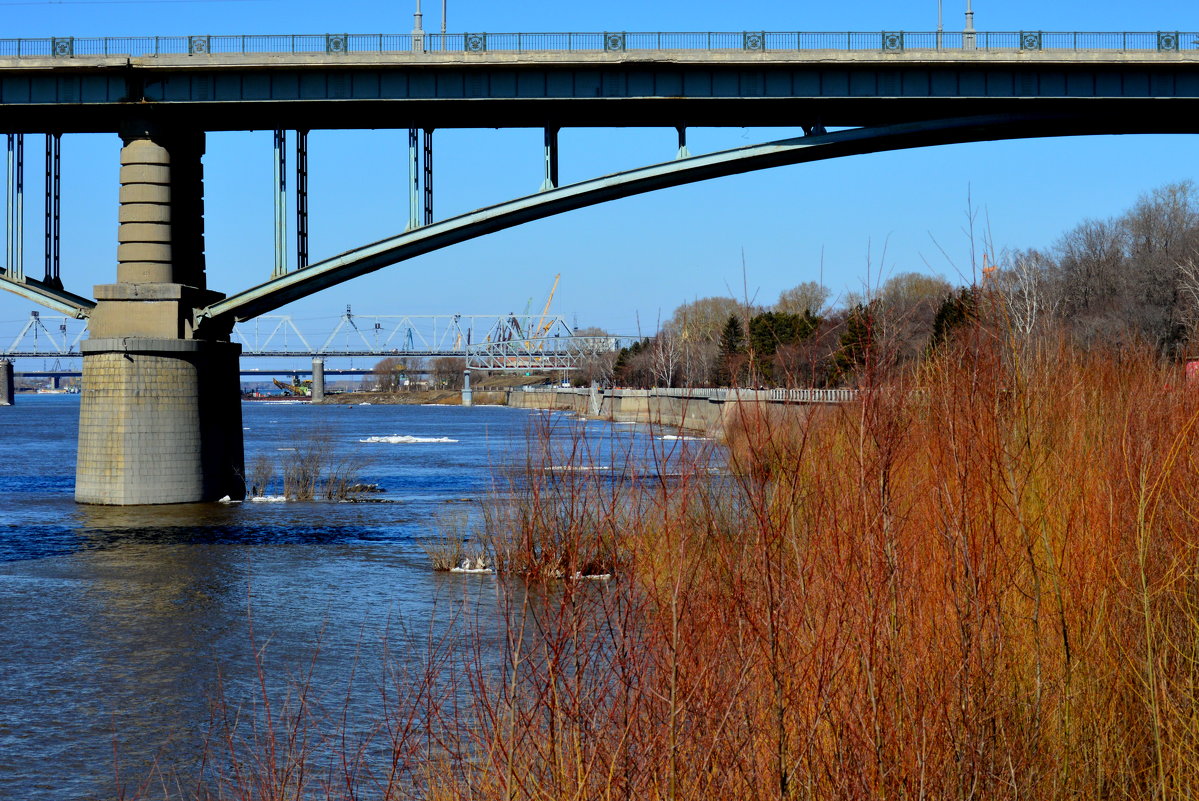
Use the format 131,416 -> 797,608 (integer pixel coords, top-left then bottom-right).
0,395 -> 707,799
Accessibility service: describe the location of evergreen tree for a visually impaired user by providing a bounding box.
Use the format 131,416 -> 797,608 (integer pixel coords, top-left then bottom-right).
928,287 -> 979,352
748,310 -> 823,384
715,315 -> 745,386
830,303 -> 873,383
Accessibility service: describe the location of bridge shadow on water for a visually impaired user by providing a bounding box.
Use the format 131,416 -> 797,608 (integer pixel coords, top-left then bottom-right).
0,501 -> 427,563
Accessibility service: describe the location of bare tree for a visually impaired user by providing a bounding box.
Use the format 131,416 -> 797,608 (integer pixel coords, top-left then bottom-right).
650,333 -> 681,388
995,248 -> 1060,341
1177,258 -> 1199,347
431,357 -> 466,389
873,272 -> 952,364
776,280 -> 830,316
372,356 -> 423,391
661,296 -> 748,343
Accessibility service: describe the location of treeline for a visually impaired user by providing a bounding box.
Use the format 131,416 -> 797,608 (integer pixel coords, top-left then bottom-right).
372,356 -> 466,390
580,180 -> 1199,388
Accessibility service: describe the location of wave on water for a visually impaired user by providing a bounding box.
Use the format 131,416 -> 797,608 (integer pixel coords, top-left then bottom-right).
359,435 -> 460,444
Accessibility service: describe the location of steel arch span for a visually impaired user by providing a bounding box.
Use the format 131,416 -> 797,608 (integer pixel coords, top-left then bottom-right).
192,112 -> 1195,331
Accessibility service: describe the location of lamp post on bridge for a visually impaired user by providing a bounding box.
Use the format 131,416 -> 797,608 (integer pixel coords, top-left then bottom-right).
937,0 -> 943,50
412,0 -> 425,52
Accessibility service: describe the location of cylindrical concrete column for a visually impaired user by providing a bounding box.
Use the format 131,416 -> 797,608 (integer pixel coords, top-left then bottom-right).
462,369 -> 472,407
116,130 -> 206,288
75,338 -> 244,505
310,358 -> 325,402
0,359 -> 13,406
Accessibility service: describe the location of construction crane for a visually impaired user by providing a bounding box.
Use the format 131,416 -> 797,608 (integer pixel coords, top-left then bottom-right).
532,273 -> 561,338
272,376 -> 311,396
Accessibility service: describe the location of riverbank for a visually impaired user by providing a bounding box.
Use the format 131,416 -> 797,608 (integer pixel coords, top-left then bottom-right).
311,389 -> 508,406
310,385 -> 819,436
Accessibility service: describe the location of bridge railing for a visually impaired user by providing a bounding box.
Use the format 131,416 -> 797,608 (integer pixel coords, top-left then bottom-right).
2,30 -> 1196,59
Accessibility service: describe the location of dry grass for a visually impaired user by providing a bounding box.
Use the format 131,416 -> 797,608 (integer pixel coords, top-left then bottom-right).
247,430 -> 373,501
423,509 -> 491,571
428,324 -> 1199,800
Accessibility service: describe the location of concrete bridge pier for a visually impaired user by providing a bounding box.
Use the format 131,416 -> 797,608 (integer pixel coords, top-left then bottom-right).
0,359 -> 13,406
310,357 -> 325,402
461,369 -> 472,407
75,125 -> 245,505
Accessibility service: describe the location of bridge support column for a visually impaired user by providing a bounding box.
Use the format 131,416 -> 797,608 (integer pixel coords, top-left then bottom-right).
461,369 -> 472,407
77,339 -> 243,505
311,357 -> 325,402
540,127 -> 559,191
76,126 -> 245,505
0,359 -> 13,406
589,380 -> 601,416
676,126 -> 691,159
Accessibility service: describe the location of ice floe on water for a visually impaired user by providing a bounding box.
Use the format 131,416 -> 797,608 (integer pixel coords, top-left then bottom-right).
248,495 -> 289,503
543,465 -> 611,473
450,557 -> 493,574
659,435 -> 709,441
359,435 -> 459,444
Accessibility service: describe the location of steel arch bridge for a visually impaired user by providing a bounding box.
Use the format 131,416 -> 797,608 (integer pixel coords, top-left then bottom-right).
9,111 -> 1192,325
181,111 -> 1191,331
3,112 -> 1196,331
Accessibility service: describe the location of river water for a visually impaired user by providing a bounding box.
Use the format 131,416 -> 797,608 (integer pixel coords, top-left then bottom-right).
0,395 -> 695,800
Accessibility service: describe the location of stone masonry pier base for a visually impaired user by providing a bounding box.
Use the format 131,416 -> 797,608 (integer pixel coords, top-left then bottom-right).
76,337 -> 244,505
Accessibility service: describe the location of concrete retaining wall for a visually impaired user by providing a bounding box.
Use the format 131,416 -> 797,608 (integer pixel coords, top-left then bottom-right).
507,388 -> 734,435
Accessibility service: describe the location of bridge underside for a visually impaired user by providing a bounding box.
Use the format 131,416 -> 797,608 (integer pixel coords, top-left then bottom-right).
2,51 -> 1199,132
4,97 -> 1198,134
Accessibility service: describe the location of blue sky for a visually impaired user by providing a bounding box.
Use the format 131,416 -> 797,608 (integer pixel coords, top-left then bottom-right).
2,0 -> 1199,345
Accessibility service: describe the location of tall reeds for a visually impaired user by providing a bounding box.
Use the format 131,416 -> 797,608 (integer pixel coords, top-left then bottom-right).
131,323 -> 1199,799
432,324 -> 1199,799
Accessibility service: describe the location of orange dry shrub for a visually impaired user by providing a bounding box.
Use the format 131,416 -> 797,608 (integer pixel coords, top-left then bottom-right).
437,330 -> 1199,801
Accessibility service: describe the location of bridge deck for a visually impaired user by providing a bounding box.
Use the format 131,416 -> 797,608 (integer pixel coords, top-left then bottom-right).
2,32 -> 1198,132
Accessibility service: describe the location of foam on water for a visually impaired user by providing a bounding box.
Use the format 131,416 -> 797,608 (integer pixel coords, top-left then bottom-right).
359,435 -> 460,444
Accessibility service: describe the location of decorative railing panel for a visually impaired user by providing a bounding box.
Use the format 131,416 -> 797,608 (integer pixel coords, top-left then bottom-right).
0,31 -> 1195,59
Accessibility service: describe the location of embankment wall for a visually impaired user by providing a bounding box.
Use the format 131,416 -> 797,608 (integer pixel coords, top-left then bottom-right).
506,389 -> 736,434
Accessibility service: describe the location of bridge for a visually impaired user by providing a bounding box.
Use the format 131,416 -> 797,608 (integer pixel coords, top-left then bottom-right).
0,29 -> 1197,503
0,311 -> 630,374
